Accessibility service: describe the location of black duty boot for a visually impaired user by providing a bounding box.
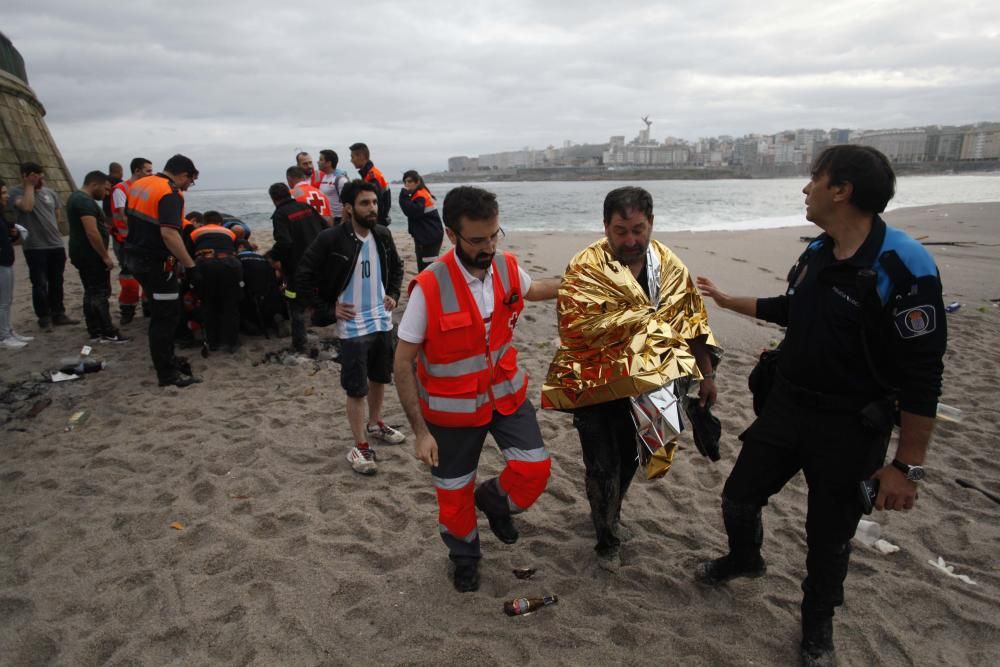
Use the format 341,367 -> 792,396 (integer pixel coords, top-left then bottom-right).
696,497 -> 767,585
695,554 -> 766,585
474,480 -> 518,544
451,559 -> 480,593
800,615 -> 835,666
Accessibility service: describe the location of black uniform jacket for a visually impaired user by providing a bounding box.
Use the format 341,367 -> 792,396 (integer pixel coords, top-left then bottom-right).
295,223 -> 403,312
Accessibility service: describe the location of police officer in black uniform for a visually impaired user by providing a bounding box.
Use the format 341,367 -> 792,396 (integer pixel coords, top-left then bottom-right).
695,145 -> 946,666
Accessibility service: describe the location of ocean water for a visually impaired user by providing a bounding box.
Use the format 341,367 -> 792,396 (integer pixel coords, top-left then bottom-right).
183,174 -> 999,234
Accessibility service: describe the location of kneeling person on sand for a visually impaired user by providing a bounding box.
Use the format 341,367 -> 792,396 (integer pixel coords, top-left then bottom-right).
296,180 -> 406,474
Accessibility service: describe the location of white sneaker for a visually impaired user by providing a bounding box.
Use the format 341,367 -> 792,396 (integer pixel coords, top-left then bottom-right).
1,336 -> 28,349
10,331 -> 34,342
367,421 -> 405,444
346,446 -> 377,475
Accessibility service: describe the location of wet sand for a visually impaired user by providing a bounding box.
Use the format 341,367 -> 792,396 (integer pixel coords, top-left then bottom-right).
1,203 -> 998,665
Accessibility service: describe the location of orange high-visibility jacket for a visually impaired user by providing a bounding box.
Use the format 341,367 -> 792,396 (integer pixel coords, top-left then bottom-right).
410,249 -> 527,427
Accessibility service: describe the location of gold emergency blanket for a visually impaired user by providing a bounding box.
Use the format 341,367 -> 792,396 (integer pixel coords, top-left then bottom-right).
542,238 -> 719,410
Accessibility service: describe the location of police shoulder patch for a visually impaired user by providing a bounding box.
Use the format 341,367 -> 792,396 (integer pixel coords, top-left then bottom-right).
894,306 -> 936,339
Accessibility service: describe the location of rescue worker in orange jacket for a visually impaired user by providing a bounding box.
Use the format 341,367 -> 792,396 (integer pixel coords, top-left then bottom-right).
125,154 -> 201,387
349,142 -> 391,226
399,170 -> 444,272
191,210 -> 242,353
110,157 -> 153,324
287,166 -> 333,225
394,186 -> 561,592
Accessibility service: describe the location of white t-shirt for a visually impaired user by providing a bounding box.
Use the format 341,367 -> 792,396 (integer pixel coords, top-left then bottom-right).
336,235 -> 392,339
397,259 -> 532,344
318,170 -> 349,218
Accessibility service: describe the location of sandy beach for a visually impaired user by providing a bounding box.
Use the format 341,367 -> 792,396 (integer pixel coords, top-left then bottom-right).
1,202 -> 998,666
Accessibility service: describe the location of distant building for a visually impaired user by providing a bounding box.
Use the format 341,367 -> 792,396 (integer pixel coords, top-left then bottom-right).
447,156 -> 480,172
853,128 -> 928,162
829,128 -> 851,144
925,126 -> 966,161
959,124 -> 1000,160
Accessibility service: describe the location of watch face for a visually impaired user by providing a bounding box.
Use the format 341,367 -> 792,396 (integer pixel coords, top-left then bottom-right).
908,466 -> 926,481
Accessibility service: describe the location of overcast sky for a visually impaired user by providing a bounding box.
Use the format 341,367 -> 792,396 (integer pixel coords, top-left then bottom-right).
5,1 -> 999,189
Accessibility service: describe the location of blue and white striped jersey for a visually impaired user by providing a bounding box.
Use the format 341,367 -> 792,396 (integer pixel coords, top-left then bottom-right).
336,234 -> 392,339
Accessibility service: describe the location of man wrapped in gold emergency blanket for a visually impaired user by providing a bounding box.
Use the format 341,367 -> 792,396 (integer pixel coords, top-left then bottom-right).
541,238 -> 719,411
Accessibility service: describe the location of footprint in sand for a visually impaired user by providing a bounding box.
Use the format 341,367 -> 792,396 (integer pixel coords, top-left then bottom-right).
731,257 -> 748,263
758,267 -> 772,273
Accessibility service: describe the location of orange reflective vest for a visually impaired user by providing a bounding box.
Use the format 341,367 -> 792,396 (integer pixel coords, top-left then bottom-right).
411,188 -> 437,214
190,223 -> 236,247
410,249 -> 527,427
110,180 -> 131,242
126,174 -> 179,227
291,182 -> 331,219
362,164 -> 388,189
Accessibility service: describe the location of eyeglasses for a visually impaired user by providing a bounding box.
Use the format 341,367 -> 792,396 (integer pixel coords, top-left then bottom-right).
456,227 -> 505,248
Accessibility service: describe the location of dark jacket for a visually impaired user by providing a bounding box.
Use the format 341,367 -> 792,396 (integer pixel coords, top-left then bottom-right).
270,198 -> 327,288
398,188 -> 444,246
358,161 -> 392,226
295,222 -> 403,311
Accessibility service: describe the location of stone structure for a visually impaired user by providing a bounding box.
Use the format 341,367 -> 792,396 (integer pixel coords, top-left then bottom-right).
1,32 -> 75,232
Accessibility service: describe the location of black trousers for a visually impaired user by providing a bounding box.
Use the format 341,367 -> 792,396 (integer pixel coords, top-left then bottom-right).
75,262 -> 114,337
128,253 -> 181,381
572,399 -> 639,555
23,247 -> 66,320
414,241 -> 443,273
196,257 -> 242,348
722,377 -> 890,621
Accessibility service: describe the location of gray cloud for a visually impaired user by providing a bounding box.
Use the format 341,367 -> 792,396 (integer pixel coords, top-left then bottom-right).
5,0 -> 998,187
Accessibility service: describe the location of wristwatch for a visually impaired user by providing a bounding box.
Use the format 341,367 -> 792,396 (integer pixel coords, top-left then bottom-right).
891,459 -> 926,482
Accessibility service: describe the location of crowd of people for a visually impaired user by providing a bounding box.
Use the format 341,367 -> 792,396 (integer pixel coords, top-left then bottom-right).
2,144 -> 947,665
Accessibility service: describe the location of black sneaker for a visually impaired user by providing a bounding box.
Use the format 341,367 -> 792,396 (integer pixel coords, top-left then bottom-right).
38,317 -> 52,331
99,333 -> 130,344
694,554 -> 767,586
452,561 -> 480,593
120,307 -> 136,326
158,373 -> 201,388
52,314 -> 79,326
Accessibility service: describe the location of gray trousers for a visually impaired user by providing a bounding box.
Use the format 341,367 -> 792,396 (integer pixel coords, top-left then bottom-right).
0,264 -> 13,339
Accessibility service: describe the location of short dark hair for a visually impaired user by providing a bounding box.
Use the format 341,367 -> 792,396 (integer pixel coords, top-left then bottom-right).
442,186 -> 499,233
204,210 -> 224,225
164,154 -> 197,178
268,182 -> 291,202
319,149 -> 338,169
20,162 -> 43,176
811,145 -> 896,214
286,166 -> 306,181
129,157 -> 151,174
83,170 -> 108,186
296,151 -> 310,163
340,179 -> 377,207
185,211 -> 204,224
108,161 -> 123,173
348,143 -> 370,159
603,186 -> 653,225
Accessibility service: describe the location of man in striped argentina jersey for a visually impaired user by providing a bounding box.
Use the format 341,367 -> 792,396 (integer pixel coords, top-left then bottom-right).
295,180 -> 405,475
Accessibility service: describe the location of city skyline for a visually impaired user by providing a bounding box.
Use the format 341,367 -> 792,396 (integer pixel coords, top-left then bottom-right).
4,1 -> 999,188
